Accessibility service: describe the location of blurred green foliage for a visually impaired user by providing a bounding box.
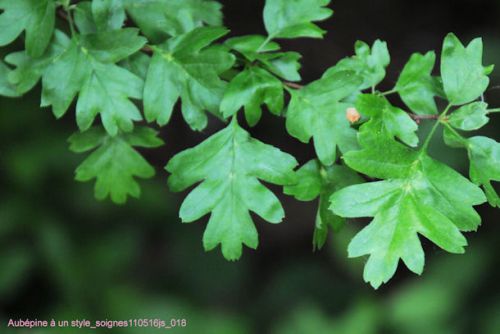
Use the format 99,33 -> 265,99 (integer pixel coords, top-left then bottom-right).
1,0 -> 499,333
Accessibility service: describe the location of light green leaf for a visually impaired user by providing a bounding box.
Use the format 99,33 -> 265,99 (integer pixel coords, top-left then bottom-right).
331,137 -> 486,288
356,94 -> 419,147
221,66 -> 284,126
444,128 -> 500,207
325,40 -> 390,90
41,29 -> 146,135
286,71 -> 362,165
395,52 -> 441,115
124,0 -> 222,42
225,35 -> 281,61
284,160 -> 363,250
448,102 -> 489,131
144,27 -> 234,129
166,119 -> 298,260
69,126 -> 164,204
441,33 -> 493,105
0,0 -> 55,57
263,0 -> 333,39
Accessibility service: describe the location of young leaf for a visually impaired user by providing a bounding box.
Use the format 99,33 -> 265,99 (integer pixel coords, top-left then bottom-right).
330,138 -> 486,288
263,0 -> 333,39
221,66 -> 284,126
325,40 -> 390,90
144,27 -> 234,130
444,128 -> 500,207
284,160 -> 363,250
448,102 -> 489,131
0,0 -> 56,57
355,94 -> 419,147
286,71 -> 362,166
166,119 -> 298,260
69,126 -> 164,204
124,0 -> 223,42
441,33 -> 493,106
41,29 -> 146,135
395,52 -> 442,115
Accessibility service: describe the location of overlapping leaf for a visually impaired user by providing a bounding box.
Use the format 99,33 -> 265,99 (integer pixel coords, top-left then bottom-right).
0,62 -> 19,97
284,160 -> 362,250
144,27 -> 234,130
39,29 -> 146,135
286,70 -> 362,165
69,126 -> 164,204
0,0 -> 56,57
263,0 -> 333,39
166,119 -> 297,260
330,136 -> 486,288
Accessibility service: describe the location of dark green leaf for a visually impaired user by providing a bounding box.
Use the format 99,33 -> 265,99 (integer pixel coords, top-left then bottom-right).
0,0 -> 56,57
69,126 -> 164,204
144,27 -> 234,129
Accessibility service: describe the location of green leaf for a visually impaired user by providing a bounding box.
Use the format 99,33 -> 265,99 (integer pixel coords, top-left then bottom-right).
144,27 -> 234,129
221,66 -> 284,126
0,0 -> 56,57
448,102 -> 489,131
0,61 -> 19,97
5,30 -> 69,95
225,35 -> 281,61
395,52 -> 442,115
124,0 -> 223,42
330,138 -> 486,288
443,128 -> 500,207
41,29 -> 146,135
166,119 -> 298,260
286,71 -> 363,165
325,40 -> 390,90
225,35 -> 302,81
263,0 -> 333,39
355,94 -> 419,147
284,160 -> 363,250
92,0 -> 126,31
441,33 -> 493,105
69,126 -> 164,204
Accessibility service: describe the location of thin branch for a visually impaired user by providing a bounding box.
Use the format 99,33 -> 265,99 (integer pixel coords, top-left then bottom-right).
408,113 -> 441,123
284,82 -> 304,89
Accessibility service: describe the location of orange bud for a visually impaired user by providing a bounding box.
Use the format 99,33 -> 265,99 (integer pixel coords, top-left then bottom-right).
346,107 -> 361,123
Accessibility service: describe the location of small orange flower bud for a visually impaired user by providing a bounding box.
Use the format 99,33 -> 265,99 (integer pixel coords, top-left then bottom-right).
346,107 -> 361,123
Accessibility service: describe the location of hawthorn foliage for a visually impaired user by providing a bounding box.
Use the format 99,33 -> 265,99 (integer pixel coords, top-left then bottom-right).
0,0 -> 498,288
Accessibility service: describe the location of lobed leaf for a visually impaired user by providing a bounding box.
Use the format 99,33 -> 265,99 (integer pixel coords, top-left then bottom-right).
166,119 -> 297,260
69,126 -> 164,204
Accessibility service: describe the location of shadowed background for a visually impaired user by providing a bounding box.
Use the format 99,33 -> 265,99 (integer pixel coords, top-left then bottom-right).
0,0 -> 499,333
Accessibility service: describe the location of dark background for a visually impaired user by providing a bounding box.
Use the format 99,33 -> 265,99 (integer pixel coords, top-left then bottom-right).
0,0 -> 499,333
